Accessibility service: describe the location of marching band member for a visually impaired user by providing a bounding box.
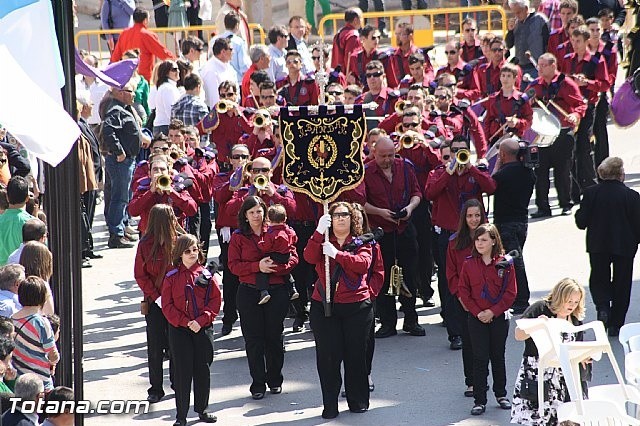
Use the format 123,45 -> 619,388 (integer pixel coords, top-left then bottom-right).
378,88 -> 447,136
526,53 -> 586,218
311,44 -> 347,87
560,26 -> 609,203
386,22 -> 434,89
461,18 -> 483,62
555,15 -> 586,61
425,136 -> 496,351
347,25 -> 383,88
436,40 -> 479,100
399,52 -> 435,93
547,0 -> 579,53
304,203 -> 373,419
258,81 -> 287,109
471,38 -> 522,102
458,224 -> 516,416
330,7 -> 363,70
483,63 -> 533,145
213,144 -> 251,336
478,33 -> 498,67
277,50 -> 319,106
355,61 -> 401,116
364,137 -> 424,339
241,70 -> 271,108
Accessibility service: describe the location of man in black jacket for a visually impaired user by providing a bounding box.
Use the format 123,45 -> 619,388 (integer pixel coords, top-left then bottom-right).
0,127 -> 31,179
2,373 -> 44,426
576,156 -> 640,336
492,138 -> 536,314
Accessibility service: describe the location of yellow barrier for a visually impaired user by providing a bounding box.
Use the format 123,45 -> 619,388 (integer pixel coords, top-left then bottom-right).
74,24 -> 266,63
318,5 -> 507,47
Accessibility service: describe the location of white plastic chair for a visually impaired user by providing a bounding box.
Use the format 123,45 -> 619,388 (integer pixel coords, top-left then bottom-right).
629,335 -> 640,352
626,351 -> 640,386
557,399 -> 640,425
619,323 -> 640,355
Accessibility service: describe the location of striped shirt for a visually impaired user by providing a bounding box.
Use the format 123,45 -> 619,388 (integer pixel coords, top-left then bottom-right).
12,314 -> 56,390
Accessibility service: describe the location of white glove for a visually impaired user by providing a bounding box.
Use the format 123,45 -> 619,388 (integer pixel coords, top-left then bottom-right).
322,242 -> 339,259
155,297 -> 162,308
221,227 -> 231,243
316,214 -> 332,235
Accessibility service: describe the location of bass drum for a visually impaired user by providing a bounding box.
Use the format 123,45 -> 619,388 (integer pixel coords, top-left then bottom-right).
611,68 -> 640,127
523,107 -> 561,147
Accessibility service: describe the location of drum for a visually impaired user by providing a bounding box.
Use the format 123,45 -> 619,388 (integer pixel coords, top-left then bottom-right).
610,69 -> 640,127
523,107 -> 561,147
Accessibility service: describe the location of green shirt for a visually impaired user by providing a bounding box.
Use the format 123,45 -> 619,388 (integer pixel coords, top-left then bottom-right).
0,208 -> 34,266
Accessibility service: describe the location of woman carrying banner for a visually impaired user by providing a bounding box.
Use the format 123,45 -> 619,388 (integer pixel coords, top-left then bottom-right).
304,202 -> 374,419
228,196 -> 299,400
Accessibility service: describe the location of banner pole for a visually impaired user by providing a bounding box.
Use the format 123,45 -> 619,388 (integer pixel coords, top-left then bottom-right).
323,202 -> 331,317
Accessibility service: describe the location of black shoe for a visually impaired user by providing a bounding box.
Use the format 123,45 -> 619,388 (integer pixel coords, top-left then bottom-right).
450,336 -> 463,350
530,210 -> 551,219
108,235 -> 134,249
321,409 -> 339,419
470,404 -> 486,415
147,393 -> 164,403
221,323 -> 232,336
82,258 -> 92,268
511,304 -> 529,315
497,397 -> 512,409
374,326 -> 397,338
349,406 -> 368,413
258,290 -> 271,305
608,326 -> 620,337
251,392 -> 264,400
292,317 -> 304,332
270,386 -> 282,394
561,207 -> 573,216
173,421 -> 186,426
83,251 -> 104,259
198,412 -> 217,423
464,386 -> 474,397
403,323 -> 426,336
423,298 -> 436,307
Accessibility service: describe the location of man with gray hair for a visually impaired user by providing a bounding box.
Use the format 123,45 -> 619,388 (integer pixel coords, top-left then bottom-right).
506,0 -> 550,89
0,264 -> 24,317
2,373 -> 44,425
241,45 -> 271,101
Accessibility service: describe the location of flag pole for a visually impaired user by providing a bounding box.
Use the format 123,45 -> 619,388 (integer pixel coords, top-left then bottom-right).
49,1 -> 84,424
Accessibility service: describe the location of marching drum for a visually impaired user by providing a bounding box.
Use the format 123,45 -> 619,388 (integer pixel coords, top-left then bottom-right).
523,107 -> 561,147
611,68 -> 640,127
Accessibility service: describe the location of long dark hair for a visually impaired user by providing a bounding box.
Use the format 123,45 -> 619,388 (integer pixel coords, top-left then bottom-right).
351,202 -> 370,233
237,196 -> 267,234
155,60 -> 176,87
454,199 -> 487,250
145,204 -> 186,262
471,223 -> 504,258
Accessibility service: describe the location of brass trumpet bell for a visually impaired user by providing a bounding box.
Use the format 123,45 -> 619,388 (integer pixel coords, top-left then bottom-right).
252,109 -> 272,128
400,133 -> 415,149
156,174 -> 172,192
395,99 -> 411,115
216,99 -> 236,114
455,149 -> 471,165
254,174 -> 269,191
387,261 -> 413,298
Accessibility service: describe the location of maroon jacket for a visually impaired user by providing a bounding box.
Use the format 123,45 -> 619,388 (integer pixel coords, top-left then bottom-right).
355,87 -> 400,117
525,72 -> 587,128
446,238 -> 473,297
332,23 -> 361,69
258,223 -> 297,254
228,227 -> 299,285
441,106 -> 488,158
458,255 -> 517,317
134,236 -> 172,302
547,28 -> 570,55
128,180 -> 199,233
162,263 -> 222,328
558,51 -> 610,104
212,172 -> 239,229
386,45 -> 435,89
210,113 -> 253,163
461,40 -> 482,63
483,90 -> 534,141
304,231 -> 373,304
471,59 -> 522,100
367,241 -> 384,299
226,182 -> 296,219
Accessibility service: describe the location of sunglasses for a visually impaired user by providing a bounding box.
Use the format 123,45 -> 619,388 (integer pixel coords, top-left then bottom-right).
331,212 -> 351,218
491,47 -> 504,52
445,50 -> 458,55
231,154 -> 249,160
371,35 -> 381,40
403,122 -> 420,128
220,93 -> 236,99
444,83 -> 457,88
366,71 -> 383,78
312,56 -> 320,60
183,247 -> 199,254
120,89 -> 134,93
464,28 -> 477,32
286,59 -> 301,64
328,91 -> 343,95
154,146 -> 170,151
435,94 -> 449,100
442,154 -> 451,160
251,167 -> 270,174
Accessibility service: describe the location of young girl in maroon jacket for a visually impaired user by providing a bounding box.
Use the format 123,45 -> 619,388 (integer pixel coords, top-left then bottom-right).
446,199 -> 487,399
458,223 -> 517,416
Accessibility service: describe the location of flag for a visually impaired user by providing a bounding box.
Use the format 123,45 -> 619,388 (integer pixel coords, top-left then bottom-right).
0,0 -> 79,166
75,48 -> 139,89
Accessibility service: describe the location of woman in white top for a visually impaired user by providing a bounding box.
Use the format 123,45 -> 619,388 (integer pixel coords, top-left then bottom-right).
153,60 -> 181,136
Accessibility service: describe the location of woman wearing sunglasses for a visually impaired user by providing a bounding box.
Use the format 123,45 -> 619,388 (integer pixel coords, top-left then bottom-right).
303,202 -> 374,419
162,234 -> 221,426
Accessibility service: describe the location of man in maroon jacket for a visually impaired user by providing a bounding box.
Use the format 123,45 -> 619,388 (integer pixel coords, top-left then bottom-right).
331,7 -> 363,70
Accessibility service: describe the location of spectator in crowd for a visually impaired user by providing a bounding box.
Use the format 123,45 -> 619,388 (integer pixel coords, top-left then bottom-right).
0,337 -> 16,393
11,277 -> 59,391
110,7 -> 175,83
242,45 -> 271,101
538,0 -> 564,31
171,74 -> 208,129
0,177 -> 34,266
100,0 -> 135,48
76,54 -> 110,129
122,50 -> 152,126
358,1 -> 386,36
19,241 -> 55,316
287,16 -> 315,75
267,25 -> 290,83
153,61 -> 182,136
101,83 -> 143,249
575,157 -> 640,337
41,386 -> 74,426
0,317 -> 13,339
0,264 -> 24,318
180,36 -> 205,73
213,11 -> 251,84
201,38 -> 239,109
1,373 -> 44,426
402,0 -> 427,10
6,219 -> 46,266
216,0 -> 251,49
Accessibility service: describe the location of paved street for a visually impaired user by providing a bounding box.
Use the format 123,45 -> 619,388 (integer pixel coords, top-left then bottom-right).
79,116 -> 640,426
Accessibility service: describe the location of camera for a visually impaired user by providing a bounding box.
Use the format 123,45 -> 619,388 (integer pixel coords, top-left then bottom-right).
518,141 -> 539,169
195,269 -> 212,288
391,209 -> 408,220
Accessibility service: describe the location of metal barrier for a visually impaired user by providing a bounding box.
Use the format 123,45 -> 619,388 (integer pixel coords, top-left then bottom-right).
318,5 -> 507,47
74,24 -> 266,63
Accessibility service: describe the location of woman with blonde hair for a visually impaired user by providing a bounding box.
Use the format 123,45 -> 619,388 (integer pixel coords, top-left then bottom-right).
19,241 -> 54,315
511,278 -> 588,425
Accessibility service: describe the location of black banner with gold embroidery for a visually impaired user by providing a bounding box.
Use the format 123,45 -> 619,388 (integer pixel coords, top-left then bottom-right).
280,105 -> 366,203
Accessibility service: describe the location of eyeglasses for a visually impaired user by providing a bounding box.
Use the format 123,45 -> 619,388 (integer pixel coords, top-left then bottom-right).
311,56 -> 320,60
435,94 -> 449,100
328,91 -> 343,96
366,71 -> 383,78
220,92 -> 236,99
491,47 -> 504,52
286,59 -> 301,64
226,47 -> 234,52
445,50 -> 458,55
251,167 -> 270,174
403,122 -> 420,128
442,154 -> 451,160
464,28 -> 477,32
183,247 -> 199,254
371,36 -> 381,40
231,154 -> 249,160
153,146 -> 170,152
331,212 -> 351,218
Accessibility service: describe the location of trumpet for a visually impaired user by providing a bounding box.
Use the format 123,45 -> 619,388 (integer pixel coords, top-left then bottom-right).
319,93 -> 336,105
215,99 -> 237,114
155,174 -> 173,192
387,261 -> 413,297
400,132 -> 416,149
252,109 -> 272,128
455,149 -> 471,165
395,99 -> 411,115
253,174 -> 269,191
168,146 -> 187,161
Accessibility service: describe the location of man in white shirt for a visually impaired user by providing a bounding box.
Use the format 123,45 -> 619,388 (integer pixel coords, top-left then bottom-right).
200,38 -> 238,109
287,16 -> 315,75
211,11 -> 251,84
216,0 -> 250,46
267,25 -> 289,83
76,54 -> 110,127
0,264 -> 24,318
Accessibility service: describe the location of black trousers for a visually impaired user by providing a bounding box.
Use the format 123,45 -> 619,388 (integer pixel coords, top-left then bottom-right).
187,202 -> 212,256
237,284 -> 289,394
467,313 -> 509,406
310,300 -> 373,415
496,222 -> 529,308
571,104 -> 597,203
377,224 -> 419,328
452,298 -> 473,387
593,93 -> 610,168
402,0 -> 428,9
146,303 -> 173,397
168,324 -> 213,422
290,223 -> 317,321
358,0 -> 386,31
366,317 -> 375,375
589,252 -> 634,328
535,129 -> 574,212
218,233 -> 240,327
412,200 -> 434,301
436,230 -> 463,340
152,1 -> 169,27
